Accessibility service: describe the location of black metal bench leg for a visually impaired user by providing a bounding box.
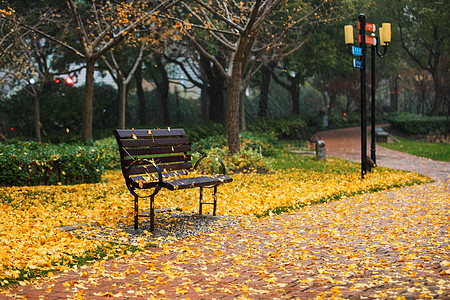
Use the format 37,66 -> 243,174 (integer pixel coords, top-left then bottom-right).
199,187 -> 203,215
150,194 -> 155,231
134,195 -> 139,230
213,186 -> 217,216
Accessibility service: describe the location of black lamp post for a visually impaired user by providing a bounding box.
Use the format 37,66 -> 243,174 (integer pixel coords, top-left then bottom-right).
370,24 -> 390,164
344,14 -> 391,179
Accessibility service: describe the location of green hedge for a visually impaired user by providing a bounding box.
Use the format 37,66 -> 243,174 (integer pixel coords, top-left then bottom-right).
0,142 -> 105,186
192,131 -> 277,157
192,132 -> 275,173
247,118 -> 308,140
183,122 -> 225,142
94,137 -> 121,170
389,114 -> 449,135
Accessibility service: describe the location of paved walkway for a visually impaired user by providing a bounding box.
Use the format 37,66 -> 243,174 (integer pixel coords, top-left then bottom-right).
316,126 -> 449,182
3,127 -> 449,299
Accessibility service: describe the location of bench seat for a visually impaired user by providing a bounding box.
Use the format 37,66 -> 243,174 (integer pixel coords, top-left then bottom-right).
130,174 -> 233,190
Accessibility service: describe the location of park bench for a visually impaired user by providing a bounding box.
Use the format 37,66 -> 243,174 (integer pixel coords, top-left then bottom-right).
113,128 -> 233,231
374,127 -> 389,143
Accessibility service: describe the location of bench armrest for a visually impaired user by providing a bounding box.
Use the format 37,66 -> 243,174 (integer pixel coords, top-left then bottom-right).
124,158 -> 163,197
194,151 -> 227,175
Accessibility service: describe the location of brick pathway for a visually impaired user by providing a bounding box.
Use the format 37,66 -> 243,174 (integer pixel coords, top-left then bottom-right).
2,127 -> 449,299
316,126 -> 449,182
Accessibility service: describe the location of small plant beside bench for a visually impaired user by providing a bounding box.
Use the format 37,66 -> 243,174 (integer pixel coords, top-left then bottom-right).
113,128 -> 233,231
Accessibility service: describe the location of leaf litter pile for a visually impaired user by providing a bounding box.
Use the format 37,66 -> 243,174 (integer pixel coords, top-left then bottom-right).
1,155 -> 449,298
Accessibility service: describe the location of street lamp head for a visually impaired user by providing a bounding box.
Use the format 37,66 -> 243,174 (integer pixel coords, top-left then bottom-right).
381,23 -> 391,44
344,25 -> 354,44
379,27 -> 386,46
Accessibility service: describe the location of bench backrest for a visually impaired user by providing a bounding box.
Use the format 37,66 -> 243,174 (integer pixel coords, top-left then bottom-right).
113,128 -> 193,178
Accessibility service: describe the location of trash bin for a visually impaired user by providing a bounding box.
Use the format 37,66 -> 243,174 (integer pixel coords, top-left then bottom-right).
315,140 -> 326,161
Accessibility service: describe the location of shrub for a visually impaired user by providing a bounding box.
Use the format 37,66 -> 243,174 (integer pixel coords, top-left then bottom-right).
0,142 -> 105,186
326,113 -> 361,129
192,131 -> 277,157
94,137 -> 121,170
193,147 -> 273,174
246,117 -> 309,140
389,114 -> 449,136
192,132 -> 275,173
183,122 -> 225,142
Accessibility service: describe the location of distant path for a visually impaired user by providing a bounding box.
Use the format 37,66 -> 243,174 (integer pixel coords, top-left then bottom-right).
316,126 -> 449,182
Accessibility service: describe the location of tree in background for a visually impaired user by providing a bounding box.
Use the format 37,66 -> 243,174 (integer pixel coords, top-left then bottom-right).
172,0 -> 331,154
65,0 -> 177,142
0,0 -> 66,142
381,0 -> 450,115
2,0 -> 176,142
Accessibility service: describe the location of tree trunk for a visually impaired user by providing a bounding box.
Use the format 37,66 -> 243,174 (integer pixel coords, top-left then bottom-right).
290,74 -> 300,116
430,71 -> 446,116
199,56 -> 210,121
240,88 -> 246,132
81,59 -> 95,143
271,69 -> 300,116
200,87 -> 209,121
118,80 -> 127,129
390,76 -> 398,112
34,93 -> 41,143
208,74 -> 226,124
258,65 -> 271,117
328,92 -> 337,115
135,63 -> 148,126
152,54 -> 170,125
200,55 -> 225,124
226,62 -> 242,154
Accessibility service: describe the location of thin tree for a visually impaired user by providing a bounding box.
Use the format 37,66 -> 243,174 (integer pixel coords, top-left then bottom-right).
172,0 -> 328,153
2,0 -> 176,142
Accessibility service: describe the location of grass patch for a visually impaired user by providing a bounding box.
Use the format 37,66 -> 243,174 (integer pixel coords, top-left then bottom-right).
380,136 -> 449,162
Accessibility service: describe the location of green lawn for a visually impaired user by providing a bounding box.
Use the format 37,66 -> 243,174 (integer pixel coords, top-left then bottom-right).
380,136 -> 450,162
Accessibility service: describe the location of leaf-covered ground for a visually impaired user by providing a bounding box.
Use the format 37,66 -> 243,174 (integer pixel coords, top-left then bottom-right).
2,181 -> 448,299
0,155 -> 433,287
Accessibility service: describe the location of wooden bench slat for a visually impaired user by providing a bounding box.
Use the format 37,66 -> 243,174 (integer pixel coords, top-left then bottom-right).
127,162 -> 194,175
121,154 -> 191,167
119,137 -> 190,148
130,175 -> 233,190
124,145 -> 191,156
114,128 -> 186,139
129,170 -> 195,186
163,175 -> 233,190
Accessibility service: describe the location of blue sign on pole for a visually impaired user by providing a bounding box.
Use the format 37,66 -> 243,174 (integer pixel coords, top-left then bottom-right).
352,46 -> 363,56
353,59 -> 363,69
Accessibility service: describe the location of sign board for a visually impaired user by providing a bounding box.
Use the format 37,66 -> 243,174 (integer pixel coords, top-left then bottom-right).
358,35 -> 377,46
353,59 -> 363,69
357,22 -> 376,32
352,46 -> 363,56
